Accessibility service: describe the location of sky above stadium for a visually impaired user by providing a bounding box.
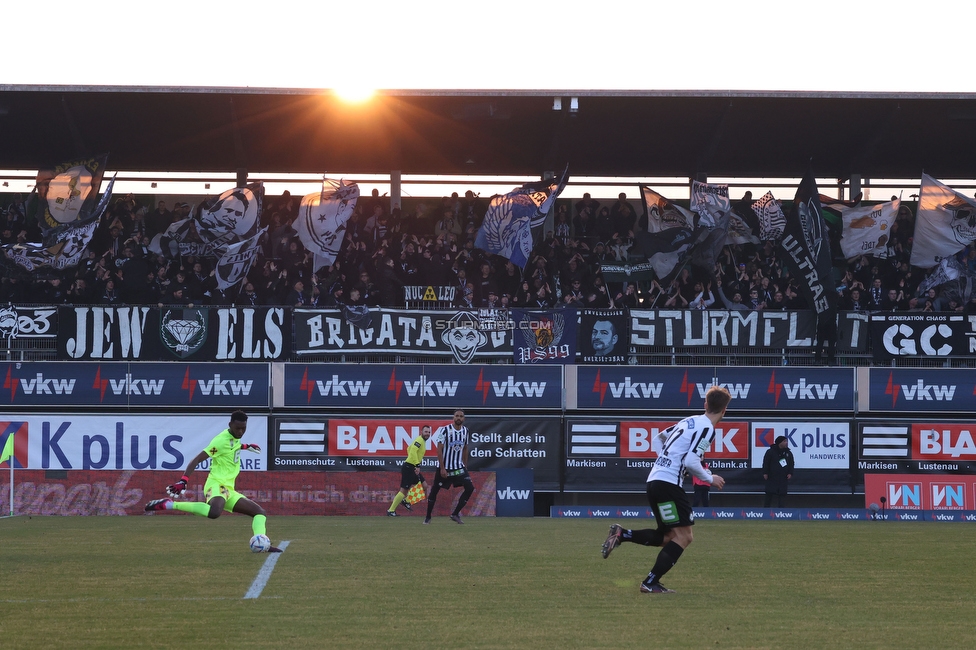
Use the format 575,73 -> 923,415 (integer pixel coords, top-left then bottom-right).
4,0 -> 976,94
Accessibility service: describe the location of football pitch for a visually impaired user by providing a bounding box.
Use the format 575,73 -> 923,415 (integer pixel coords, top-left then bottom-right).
2,515 -> 974,649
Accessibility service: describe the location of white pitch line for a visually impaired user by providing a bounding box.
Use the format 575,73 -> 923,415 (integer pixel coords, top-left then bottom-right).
244,541 -> 290,600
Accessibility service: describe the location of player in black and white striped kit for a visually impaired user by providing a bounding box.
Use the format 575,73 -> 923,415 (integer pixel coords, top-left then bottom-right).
424,409 -> 475,525
601,385 -> 731,594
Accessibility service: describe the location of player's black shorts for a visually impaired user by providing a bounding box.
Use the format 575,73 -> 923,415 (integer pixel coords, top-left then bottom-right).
646,480 -> 695,529
433,467 -> 472,490
400,463 -> 425,490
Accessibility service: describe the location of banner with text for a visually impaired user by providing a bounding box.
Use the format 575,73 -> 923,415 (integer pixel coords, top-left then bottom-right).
271,415 -> 560,490
870,313 -> 976,361
630,309 -> 817,348
867,368 -> 976,412
576,366 -> 854,411
0,362 -> 269,408
563,417 -> 852,493
56,306 -> 290,361
0,414 -> 269,471
293,308 -> 512,363
282,363 -> 562,409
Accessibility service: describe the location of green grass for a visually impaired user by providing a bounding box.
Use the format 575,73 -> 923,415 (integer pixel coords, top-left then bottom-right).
2,515 -> 975,649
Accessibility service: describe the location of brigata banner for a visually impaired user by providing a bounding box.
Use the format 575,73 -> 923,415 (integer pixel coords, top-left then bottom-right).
870,313 -> 976,361
292,308 -> 512,363
271,415 -> 560,490
563,417 -> 851,493
0,414 -> 269,471
56,306 -> 290,361
282,363 -> 562,409
867,368 -> 976,412
575,366 -> 854,411
0,362 -> 269,407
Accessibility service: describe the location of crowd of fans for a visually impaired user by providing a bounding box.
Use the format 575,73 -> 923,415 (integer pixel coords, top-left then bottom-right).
1,188 -> 975,315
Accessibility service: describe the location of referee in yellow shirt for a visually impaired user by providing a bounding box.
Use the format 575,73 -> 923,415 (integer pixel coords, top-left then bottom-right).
387,425 -> 432,516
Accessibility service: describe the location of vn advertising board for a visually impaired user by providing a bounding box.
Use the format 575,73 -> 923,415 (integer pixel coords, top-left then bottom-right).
0,362 -> 270,408
575,366 -> 854,411
271,415 -> 560,490
0,414 -> 269,471
564,417 -> 852,493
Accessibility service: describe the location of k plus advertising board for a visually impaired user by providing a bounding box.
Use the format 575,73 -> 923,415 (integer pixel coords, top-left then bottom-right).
0,415 -> 268,471
751,422 -> 850,469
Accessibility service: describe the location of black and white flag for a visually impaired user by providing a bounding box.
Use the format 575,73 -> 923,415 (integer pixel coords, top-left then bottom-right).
910,174 -> 976,269
31,154 -> 109,237
216,227 -> 267,291
779,169 -> 837,316
294,178 -> 359,271
752,191 -> 786,241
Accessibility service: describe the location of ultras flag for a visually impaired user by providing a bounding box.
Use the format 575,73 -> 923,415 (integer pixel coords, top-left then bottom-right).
474,167 -> 569,267
779,169 -> 837,316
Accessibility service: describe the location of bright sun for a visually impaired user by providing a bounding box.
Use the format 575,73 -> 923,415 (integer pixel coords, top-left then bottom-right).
333,87 -> 376,103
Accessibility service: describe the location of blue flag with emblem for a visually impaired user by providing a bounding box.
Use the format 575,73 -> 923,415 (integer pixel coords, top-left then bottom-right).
475,167 -> 569,267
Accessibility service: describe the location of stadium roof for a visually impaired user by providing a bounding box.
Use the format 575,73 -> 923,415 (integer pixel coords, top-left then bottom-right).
3,86 -> 976,181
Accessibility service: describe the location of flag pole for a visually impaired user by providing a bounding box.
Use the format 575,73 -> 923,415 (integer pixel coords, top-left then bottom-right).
7,461 -> 12,517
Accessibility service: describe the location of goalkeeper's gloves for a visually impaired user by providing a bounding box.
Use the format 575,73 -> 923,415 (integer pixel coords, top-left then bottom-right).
166,475 -> 190,497
241,443 -> 261,453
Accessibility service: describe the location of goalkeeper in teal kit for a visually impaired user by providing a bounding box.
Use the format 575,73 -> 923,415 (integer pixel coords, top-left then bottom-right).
145,410 -> 282,553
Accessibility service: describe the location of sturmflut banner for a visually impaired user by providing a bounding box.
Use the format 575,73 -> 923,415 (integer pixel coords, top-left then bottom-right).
629,309 -> 817,348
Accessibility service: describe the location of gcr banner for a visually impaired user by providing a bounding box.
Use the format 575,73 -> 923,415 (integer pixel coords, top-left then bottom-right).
868,368 -> 976,412
576,366 -> 853,411
0,414 -> 269,471
282,364 -> 563,409
863,474 -> 976,511
271,416 -> 560,490
56,306 -> 290,361
870,313 -> 976,361
0,362 -> 269,407
0,470 -> 497,517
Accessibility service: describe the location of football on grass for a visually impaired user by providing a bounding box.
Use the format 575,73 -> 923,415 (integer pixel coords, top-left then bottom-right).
250,534 -> 271,553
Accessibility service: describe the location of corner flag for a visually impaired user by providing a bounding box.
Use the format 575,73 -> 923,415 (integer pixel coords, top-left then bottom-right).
0,432 -> 12,464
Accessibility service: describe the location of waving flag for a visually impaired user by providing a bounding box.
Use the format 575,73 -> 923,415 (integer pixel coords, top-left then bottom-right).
689,181 -> 732,271
31,154 -> 109,236
475,168 -> 569,267
216,227 -> 267,291
635,186 -> 707,284
839,197 -> 898,259
294,178 -> 359,271
752,191 -> 786,241
911,174 -> 976,269
2,177 -> 114,276
779,169 -> 836,316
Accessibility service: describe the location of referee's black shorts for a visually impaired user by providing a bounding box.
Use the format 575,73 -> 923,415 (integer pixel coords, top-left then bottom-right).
399,463 -> 424,490
646,480 -> 695,529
